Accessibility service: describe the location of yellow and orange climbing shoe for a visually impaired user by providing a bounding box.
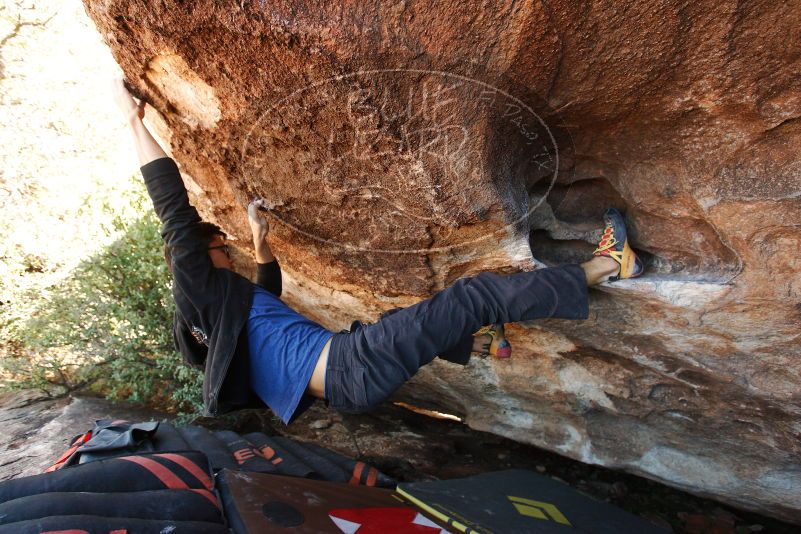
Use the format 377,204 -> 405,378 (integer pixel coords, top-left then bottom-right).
474,323 -> 512,359
594,208 -> 644,281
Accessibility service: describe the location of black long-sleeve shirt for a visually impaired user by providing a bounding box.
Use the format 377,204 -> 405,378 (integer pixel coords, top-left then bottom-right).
173,260 -> 282,412
142,156 -> 281,416
172,260 -> 282,369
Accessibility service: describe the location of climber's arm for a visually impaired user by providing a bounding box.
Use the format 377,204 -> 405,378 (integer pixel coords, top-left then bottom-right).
114,79 -> 220,307
112,78 -> 167,166
248,199 -> 282,297
138,157 -> 220,307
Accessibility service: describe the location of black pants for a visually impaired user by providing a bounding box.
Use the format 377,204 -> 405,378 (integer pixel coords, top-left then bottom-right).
325,265 -> 589,412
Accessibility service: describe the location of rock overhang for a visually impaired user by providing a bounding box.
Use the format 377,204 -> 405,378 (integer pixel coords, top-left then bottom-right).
83,0 -> 801,523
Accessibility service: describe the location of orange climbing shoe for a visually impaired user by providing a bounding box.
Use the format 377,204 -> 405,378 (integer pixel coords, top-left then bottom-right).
594,208 -> 644,281
474,323 -> 512,359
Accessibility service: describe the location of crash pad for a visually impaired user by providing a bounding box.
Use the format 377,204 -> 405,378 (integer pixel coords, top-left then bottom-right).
217,469 -> 447,533
396,469 -> 670,533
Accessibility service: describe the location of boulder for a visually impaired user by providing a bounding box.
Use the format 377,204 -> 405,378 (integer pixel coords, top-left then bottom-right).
83,0 -> 801,523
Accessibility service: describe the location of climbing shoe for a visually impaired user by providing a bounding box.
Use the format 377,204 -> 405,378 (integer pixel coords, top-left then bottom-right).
473,323 -> 512,359
593,208 -> 644,281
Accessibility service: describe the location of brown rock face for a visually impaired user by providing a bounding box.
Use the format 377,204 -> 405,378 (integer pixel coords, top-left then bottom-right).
83,0 -> 801,522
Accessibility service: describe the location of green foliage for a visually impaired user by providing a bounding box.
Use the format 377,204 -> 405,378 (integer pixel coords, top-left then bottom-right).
1,179 -> 202,415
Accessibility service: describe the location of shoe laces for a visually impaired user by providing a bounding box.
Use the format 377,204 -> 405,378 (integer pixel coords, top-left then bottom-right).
474,325 -> 497,337
594,226 -> 618,254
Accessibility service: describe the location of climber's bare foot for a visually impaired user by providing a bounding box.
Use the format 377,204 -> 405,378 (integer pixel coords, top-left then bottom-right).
581,256 -> 620,286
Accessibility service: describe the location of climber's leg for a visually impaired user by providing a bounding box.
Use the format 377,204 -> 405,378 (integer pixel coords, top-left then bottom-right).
376,307 -> 488,364
324,207 -> 642,413
324,264 -> 591,413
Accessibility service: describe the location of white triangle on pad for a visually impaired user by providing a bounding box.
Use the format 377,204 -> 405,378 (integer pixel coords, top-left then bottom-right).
329,514 -> 362,534
413,511 -> 451,533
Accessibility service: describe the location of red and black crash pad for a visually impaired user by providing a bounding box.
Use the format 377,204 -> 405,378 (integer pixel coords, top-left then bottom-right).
396,469 -> 671,534
216,469 -> 448,533
0,450 -> 225,532
1,419 -> 404,532
47,420 -> 395,488
1,451 -> 216,504
46,420 -> 165,471
0,489 -> 223,525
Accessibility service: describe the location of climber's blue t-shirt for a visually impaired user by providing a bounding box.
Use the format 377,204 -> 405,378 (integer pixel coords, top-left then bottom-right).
247,286 -> 334,424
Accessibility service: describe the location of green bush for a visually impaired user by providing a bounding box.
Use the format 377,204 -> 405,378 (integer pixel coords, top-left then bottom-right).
1,181 -> 202,414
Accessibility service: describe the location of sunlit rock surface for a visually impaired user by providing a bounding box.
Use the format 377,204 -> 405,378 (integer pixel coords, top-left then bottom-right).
83,0 -> 801,522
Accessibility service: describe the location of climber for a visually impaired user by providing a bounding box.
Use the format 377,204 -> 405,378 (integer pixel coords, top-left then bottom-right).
114,79 -> 644,424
